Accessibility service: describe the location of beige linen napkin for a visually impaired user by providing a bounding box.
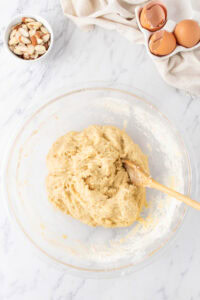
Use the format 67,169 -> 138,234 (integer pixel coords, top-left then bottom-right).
61,0 -> 200,96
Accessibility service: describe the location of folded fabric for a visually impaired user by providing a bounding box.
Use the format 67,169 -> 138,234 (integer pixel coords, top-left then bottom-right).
61,0 -> 200,96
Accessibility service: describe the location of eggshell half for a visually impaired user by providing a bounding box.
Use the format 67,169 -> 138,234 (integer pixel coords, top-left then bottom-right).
140,1 -> 167,32
149,30 -> 176,56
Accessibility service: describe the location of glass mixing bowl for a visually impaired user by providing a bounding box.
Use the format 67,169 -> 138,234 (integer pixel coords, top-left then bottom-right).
2,82 -> 192,278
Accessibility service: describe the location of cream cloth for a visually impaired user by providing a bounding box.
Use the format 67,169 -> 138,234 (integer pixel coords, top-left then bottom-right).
61,0 -> 200,96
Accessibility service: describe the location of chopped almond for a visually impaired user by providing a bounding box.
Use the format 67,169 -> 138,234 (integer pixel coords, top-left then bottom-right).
30,35 -> 37,46
13,24 -> 21,30
35,31 -> 41,38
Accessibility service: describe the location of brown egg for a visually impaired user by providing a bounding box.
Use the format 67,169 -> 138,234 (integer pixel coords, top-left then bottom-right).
174,19 -> 200,48
140,1 -> 167,32
149,30 -> 176,56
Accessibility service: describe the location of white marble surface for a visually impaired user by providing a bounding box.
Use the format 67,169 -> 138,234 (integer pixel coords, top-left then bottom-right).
1,1 -> 200,300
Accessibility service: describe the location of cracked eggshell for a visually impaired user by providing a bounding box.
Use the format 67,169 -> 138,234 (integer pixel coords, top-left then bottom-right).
149,30 -> 176,56
135,3 -> 200,61
140,1 -> 167,32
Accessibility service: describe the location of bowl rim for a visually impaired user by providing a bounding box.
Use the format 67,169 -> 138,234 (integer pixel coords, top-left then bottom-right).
1,82 -> 192,277
4,13 -> 53,62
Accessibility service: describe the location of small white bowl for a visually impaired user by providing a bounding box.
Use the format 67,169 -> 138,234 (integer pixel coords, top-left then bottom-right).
4,14 -> 54,62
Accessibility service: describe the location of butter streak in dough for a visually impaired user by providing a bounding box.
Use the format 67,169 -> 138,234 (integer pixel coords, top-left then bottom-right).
46,125 -> 149,228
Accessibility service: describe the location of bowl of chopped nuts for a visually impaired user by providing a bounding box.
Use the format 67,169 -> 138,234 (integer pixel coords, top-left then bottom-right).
4,14 -> 53,61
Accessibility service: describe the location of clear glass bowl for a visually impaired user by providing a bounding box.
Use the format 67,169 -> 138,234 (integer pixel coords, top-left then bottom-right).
2,82 -> 192,278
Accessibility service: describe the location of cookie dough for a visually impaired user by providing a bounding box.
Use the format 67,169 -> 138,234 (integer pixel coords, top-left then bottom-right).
46,125 -> 149,228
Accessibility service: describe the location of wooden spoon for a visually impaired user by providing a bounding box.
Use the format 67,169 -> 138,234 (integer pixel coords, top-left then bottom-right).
123,159 -> 200,210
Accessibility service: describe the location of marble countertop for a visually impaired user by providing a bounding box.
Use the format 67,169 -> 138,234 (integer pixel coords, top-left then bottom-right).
1,1 -> 200,300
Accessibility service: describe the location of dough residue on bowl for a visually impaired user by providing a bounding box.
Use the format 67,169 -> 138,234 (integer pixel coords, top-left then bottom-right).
46,125 -> 149,228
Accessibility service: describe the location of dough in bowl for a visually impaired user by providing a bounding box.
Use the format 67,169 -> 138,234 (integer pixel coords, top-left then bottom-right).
46,125 -> 149,228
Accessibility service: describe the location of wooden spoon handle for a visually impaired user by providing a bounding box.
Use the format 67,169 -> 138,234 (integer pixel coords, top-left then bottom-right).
149,179 -> 200,210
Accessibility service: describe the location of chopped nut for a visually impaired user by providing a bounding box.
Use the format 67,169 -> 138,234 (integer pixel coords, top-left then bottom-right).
30,35 -> 37,46
35,45 -> 46,54
27,22 -> 42,30
19,27 -> 29,38
27,44 -> 35,55
10,29 -> 17,39
13,48 -> 22,55
16,45 -> 28,52
19,36 -> 31,44
31,52 -> 38,59
42,33 -> 50,43
13,23 -> 21,30
35,31 -> 41,38
29,29 -> 36,37
23,52 -> 30,59
22,17 -> 36,23
9,37 -> 18,46
22,24 -> 28,30
41,26 -> 48,34
15,31 -> 21,40
36,37 -> 43,44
